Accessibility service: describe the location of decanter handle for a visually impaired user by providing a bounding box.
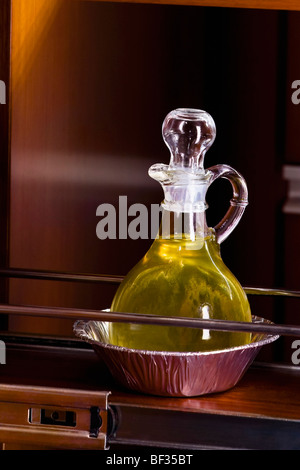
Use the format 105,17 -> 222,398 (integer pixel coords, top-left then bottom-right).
208,164 -> 248,244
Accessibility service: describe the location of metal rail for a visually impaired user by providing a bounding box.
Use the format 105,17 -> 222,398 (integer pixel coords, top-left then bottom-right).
0,268 -> 300,336
0,268 -> 123,284
0,303 -> 299,337
1,267 -> 300,297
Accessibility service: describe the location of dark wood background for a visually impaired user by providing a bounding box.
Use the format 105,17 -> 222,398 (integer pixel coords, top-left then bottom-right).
1,0 -> 300,363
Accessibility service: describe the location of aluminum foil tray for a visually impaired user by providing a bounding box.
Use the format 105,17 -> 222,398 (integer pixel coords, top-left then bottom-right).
73,316 -> 279,397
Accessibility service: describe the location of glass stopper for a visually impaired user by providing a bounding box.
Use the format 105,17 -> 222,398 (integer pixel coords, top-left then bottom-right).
162,108 -> 216,171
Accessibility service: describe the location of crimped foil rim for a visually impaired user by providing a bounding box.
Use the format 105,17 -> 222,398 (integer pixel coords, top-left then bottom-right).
73,315 -> 279,357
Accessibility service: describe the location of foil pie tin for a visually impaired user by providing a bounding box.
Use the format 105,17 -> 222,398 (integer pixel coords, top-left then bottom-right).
73,316 -> 279,397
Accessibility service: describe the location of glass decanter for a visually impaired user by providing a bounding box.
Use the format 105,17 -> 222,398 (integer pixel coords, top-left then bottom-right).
109,108 -> 252,352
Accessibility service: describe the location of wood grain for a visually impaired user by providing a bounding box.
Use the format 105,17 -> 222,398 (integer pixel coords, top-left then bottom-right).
1,344 -> 300,449
82,0 -> 300,11
1,344 -> 300,421
8,0 -> 164,335
0,0 -> 11,329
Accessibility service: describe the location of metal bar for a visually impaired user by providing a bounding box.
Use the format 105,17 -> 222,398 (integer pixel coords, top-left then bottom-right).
0,268 -> 123,284
1,268 -> 300,298
0,303 -> 300,336
244,286 -> 300,298
1,269 -> 300,336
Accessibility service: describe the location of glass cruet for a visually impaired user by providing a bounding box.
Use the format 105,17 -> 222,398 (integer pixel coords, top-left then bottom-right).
109,108 -> 252,352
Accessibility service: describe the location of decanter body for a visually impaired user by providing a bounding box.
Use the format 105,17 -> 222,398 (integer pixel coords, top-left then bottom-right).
109,109 -> 252,352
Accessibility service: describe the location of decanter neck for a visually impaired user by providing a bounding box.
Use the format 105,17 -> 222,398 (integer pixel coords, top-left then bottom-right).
158,208 -> 212,242
149,108 -> 216,214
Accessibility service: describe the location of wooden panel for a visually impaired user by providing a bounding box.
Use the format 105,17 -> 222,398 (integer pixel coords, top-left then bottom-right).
83,0 -> 300,12
8,0 -> 167,335
0,346 -> 110,449
285,12 -> 300,162
0,0 -> 10,264
7,0 -> 290,359
2,344 -> 300,421
2,344 -> 300,449
0,0 -> 11,330
282,13 -> 300,360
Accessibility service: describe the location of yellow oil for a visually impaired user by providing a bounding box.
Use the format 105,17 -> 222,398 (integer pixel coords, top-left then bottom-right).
109,232 -> 252,352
